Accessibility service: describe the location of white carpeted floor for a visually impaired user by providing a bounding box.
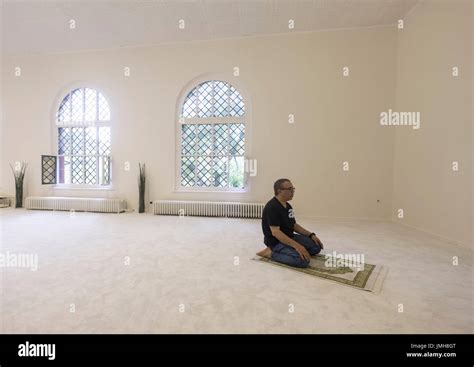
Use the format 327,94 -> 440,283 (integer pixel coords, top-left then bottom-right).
0,208 -> 472,333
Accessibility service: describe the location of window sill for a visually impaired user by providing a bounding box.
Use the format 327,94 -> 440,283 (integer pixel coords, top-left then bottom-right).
51,185 -> 115,191
173,188 -> 248,194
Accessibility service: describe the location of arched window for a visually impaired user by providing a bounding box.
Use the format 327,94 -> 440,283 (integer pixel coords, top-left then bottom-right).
179,80 -> 246,189
56,87 -> 111,185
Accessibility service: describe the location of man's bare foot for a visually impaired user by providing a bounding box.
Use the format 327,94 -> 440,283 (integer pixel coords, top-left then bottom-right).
256,247 -> 272,259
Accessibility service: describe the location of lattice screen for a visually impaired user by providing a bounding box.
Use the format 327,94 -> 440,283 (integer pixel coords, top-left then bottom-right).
41,155 -> 57,185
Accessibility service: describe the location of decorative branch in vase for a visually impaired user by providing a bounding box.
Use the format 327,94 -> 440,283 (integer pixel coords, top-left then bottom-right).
9,162 -> 27,208
138,163 -> 146,213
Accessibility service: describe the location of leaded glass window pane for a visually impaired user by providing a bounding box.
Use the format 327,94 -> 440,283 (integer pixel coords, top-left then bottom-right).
182,89 -> 197,118
181,156 -> 195,187
98,127 -> 111,156
181,124 -> 196,155
85,88 -> 98,122
85,127 -> 97,155
213,81 -> 228,117
229,85 -> 245,116
98,93 -> 110,121
213,156 -> 228,187
229,123 -> 245,155
197,81 -> 213,118
71,127 -> 84,155
58,127 -> 71,155
197,124 -> 213,155
196,156 -> 212,187
85,156 -> 98,184
71,88 -> 84,123
57,95 -> 71,122
213,124 -> 228,155
228,156 -> 244,188
71,156 -> 84,184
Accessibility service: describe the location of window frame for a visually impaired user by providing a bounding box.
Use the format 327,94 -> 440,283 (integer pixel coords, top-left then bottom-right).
175,76 -> 252,193
51,84 -> 114,190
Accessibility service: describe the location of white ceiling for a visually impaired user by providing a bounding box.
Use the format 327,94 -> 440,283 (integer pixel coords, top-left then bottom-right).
1,0 -> 420,55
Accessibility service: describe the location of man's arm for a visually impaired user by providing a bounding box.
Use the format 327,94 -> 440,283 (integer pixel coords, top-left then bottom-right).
270,226 -> 310,261
293,223 -> 312,236
293,223 -> 324,249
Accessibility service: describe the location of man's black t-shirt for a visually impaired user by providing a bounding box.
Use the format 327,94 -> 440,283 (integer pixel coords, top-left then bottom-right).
262,196 -> 296,248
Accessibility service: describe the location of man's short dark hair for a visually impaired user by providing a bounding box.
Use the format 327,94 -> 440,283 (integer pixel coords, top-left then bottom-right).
274,178 -> 290,196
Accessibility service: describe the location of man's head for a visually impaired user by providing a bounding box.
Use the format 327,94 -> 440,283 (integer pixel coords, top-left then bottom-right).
273,178 -> 295,201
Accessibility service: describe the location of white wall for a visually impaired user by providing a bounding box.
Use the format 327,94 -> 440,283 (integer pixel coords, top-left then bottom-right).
393,0 -> 473,247
1,26 -> 398,219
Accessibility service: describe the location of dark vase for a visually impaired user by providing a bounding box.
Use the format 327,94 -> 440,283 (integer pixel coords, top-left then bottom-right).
15,184 -> 23,208
10,162 -> 27,208
138,163 -> 146,213
138,190 -> 145,213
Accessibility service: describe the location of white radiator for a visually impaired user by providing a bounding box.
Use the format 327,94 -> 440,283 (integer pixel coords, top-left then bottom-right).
153,200 -> 264,219
0,197 -> 10,208
25,196 -> 127,214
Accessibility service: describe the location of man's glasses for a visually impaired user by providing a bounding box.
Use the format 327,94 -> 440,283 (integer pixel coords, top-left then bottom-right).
280,187 -> 296,191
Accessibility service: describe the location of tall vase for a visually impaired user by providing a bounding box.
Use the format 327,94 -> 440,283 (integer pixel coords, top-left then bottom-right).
15,183 -> 24,208
10,162 -> 27,208
138,163 -> 146,213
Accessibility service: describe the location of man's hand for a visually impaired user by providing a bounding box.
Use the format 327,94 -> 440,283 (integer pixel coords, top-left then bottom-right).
294,243 -> 311,261
310,234 -> 324,249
